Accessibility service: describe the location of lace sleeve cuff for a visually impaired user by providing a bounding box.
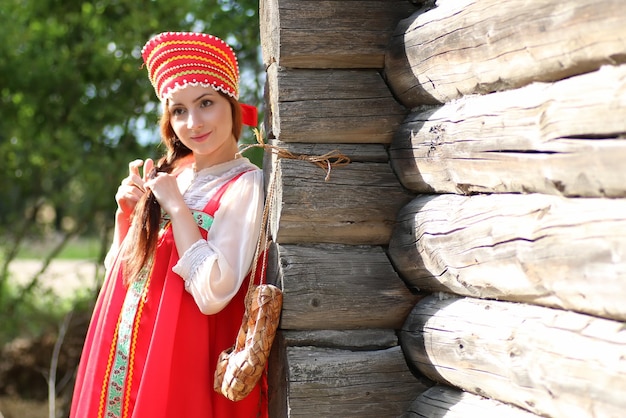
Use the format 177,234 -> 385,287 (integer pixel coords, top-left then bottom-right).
172,238 -> 211,285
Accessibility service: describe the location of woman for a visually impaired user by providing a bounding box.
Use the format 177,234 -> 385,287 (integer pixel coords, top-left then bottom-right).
70,32 -> 267,418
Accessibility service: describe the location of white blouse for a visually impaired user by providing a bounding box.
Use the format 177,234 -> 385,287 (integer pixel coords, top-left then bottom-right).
172,157 -> 264,315
107,157 -> 264,316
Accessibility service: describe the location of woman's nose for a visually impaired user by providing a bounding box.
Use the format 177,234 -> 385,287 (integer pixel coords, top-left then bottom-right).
187,109 -> 203,129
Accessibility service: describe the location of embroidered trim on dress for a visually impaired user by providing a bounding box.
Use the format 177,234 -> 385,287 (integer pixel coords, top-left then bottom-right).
99,262 -> 154,418
160,209 -> 213,232
98,317 -> 120,418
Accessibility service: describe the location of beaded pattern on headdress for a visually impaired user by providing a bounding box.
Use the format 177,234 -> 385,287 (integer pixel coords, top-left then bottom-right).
141,32 -> 240,100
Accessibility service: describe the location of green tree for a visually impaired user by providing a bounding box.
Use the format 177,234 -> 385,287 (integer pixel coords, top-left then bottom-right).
0,0 -> 262,314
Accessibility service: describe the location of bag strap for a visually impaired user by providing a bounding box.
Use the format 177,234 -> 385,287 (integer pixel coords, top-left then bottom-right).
244,165 -> 276,305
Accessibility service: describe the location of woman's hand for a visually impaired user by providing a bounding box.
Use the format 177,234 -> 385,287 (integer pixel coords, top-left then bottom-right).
144,172 -> 186,216
146,171 -> 203,259
115,158 -> 154,217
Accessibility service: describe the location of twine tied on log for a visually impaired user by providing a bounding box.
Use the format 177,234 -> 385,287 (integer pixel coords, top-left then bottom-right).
238,128 -> 351,181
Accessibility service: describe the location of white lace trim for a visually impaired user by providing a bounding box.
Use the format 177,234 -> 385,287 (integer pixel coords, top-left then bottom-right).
176,157 -> 257,211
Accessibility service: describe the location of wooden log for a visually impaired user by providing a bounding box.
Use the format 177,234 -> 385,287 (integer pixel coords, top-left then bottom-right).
389,65 -> 626,197
385,0 -> 626,107
268,330 -> 409,417
401,295 -> 626,417
266,65 -> 407,143
403,385 -> 541,418
260,0 -> 417,69
389,193 -> 626,322
268,331 -> 288,418
287,345 -> 431,417
265,145 -> 414,244
265,139 -> 390,163
276,244 -> 421,329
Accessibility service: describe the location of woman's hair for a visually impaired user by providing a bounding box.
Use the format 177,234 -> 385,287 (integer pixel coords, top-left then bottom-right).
123,91 -> 243,283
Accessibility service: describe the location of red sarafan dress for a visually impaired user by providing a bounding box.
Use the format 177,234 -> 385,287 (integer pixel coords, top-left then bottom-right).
70,161 -> 267,418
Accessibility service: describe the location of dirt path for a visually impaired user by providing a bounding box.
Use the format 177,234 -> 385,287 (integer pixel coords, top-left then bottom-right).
8,259 -> 99,298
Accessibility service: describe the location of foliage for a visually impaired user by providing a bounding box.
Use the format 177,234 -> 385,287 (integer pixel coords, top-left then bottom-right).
0,278 -> 94,345
13,237 -> 101,260
0,0 -> 262,310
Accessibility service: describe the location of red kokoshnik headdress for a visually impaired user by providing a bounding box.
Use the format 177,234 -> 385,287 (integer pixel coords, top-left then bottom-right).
141,31 -> 257,127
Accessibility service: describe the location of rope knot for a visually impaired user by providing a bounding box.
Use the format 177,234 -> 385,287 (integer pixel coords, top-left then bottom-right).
239,128 -> 351,181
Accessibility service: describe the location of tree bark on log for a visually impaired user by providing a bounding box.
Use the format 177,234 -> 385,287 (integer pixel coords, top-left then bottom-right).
266,65 -> 407,143
400,295 -> 626,418
276,244 -> 421,330
261,0 -> 417,69
385,0 -> 626,107
287,345 -> 431,417
403,385 -> 541,418
389,193 -> 626,321
389,65 -> 626,197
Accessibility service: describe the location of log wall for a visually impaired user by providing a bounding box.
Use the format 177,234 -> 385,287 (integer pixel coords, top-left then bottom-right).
261,0 -> 626,416
260,1 -> 427,416
385,0 -> 626,416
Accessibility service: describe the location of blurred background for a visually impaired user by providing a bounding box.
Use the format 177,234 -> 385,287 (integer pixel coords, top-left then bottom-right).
0,1 -> 263,416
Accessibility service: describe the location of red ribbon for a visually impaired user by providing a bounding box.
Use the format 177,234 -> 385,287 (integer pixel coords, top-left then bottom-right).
240,103 -> 258,127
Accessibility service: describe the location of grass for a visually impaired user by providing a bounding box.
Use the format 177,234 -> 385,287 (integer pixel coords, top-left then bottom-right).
0,236 -> 101,343
12,236 -> 102,261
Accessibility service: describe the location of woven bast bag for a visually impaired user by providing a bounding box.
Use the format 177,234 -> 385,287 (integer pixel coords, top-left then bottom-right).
214,167 -> 283,402
213,277 -> 282,401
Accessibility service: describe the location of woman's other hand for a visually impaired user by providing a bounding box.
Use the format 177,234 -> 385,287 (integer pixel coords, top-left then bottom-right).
115,158 -> 154,217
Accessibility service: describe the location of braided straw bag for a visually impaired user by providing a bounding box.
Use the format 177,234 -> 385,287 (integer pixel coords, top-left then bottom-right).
214,168 -> 283,402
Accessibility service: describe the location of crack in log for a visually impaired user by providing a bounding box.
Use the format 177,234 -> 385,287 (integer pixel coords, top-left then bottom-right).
560,134 -> 626,140
482,149 -> 561,154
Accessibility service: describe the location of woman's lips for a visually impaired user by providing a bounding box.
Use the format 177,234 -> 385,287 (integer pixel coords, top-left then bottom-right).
190,132 -> 210,142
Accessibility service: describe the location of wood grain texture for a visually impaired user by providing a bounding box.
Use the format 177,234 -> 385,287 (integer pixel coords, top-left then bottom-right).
403,385 -> 541,418
267,331 -> 288,418
400,295 -> 626,418
264,139 -> 390,163
266,65 -> 407,143
389,65 -> 626,197
287,345 -> 431,417
261,0 -> 417,68
385,0 -> 626,106
265,145 -> 414,244
268,329 -> 410,418
389,193 -> 626,321
276,244 -> 420,330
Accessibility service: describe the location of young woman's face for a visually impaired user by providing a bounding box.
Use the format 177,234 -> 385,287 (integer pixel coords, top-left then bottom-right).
167,85 -> 236,169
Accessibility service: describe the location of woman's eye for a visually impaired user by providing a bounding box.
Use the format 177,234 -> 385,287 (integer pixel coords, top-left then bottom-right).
200,99 -> 213,108
171,107 -> 186,116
